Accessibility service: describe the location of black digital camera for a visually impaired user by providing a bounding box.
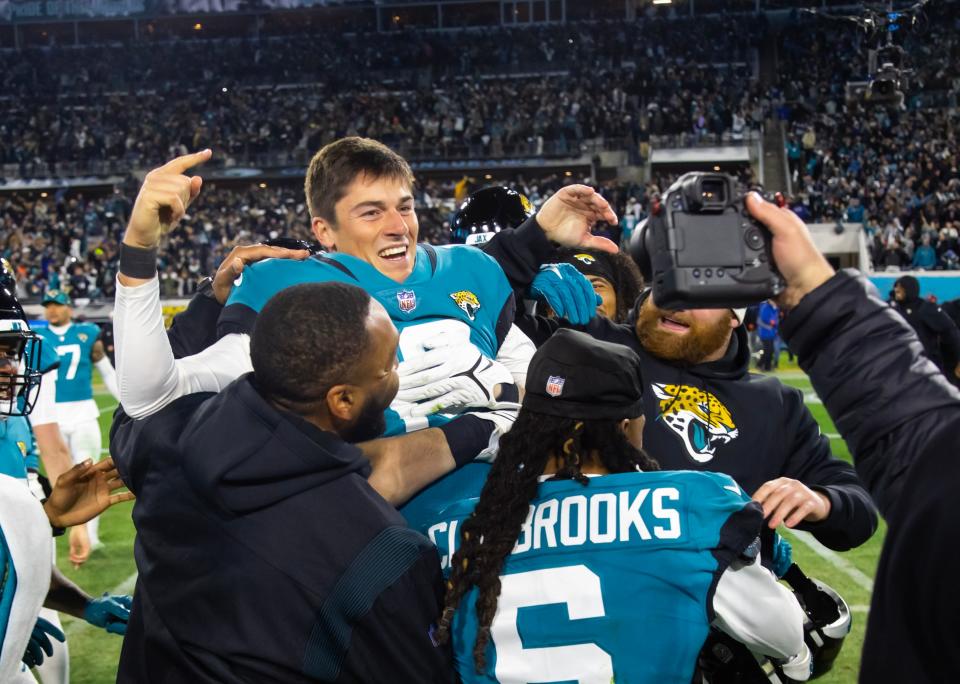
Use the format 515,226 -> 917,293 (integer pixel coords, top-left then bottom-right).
629,172 -> 784,309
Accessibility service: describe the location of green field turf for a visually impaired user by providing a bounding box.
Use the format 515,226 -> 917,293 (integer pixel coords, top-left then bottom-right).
53,371 -> 884,683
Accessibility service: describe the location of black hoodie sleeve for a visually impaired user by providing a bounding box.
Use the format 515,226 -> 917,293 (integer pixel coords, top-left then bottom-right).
165,281 -> 224,359
781,269 -> 960,518
482,215 -> 559,290
778,385 -> 878,550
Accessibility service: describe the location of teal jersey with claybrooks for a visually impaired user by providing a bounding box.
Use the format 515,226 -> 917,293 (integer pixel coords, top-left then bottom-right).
221,245 -> 516,436
0,416 -> 34,481
35,322 -> 101,403
413,469 -> 763,684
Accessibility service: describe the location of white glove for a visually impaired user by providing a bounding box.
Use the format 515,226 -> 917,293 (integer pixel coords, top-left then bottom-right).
396,343 -> 515,417
27,470 -> 45,501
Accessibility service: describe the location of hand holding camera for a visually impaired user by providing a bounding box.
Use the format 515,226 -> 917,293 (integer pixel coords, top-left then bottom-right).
629,172 -> 831,311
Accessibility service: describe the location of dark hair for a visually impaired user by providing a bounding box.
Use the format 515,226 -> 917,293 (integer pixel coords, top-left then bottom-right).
304,137 -> 415,224
250,281 -> 372,406
436,409 -> 659,671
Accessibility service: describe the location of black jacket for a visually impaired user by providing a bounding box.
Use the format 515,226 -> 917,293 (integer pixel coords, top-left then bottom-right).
782,270 -> 960,683
483,219 -> 878,551
891,295 -> 960,373
110,377 -> 453,683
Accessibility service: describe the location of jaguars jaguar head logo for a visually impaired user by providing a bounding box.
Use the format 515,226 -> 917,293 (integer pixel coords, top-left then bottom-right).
450,290 -> 480,321
652,383 -> 739,463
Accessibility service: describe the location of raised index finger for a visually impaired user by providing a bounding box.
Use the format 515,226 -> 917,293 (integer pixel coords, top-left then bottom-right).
159,148 -> 212,175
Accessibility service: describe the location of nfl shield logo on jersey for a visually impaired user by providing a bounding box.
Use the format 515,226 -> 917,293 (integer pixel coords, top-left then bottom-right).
397,290 -> 417,313
546,375 -> 565,397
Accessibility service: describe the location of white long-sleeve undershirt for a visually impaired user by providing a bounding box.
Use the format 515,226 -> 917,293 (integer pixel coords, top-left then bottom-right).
115,277 -> 250,419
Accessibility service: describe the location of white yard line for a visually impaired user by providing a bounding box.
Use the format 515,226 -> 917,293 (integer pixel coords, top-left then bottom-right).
783,529 -> 874,593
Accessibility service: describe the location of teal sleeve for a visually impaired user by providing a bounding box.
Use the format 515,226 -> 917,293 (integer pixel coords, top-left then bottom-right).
219,257 -> 358,337
0,419 -> 28,479
224,259 -> 280,313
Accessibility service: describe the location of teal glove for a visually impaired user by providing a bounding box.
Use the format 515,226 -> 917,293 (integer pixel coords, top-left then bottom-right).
83,593 -> 132,635
23,617 -> 65,668
771,533 -> 793,579
529,263 -> 602,325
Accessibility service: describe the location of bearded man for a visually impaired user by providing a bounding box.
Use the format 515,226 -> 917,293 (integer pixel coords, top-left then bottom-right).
482,216 -> 878,555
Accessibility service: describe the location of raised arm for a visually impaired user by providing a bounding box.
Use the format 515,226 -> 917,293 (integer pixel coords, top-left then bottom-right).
114,151 -> 309,418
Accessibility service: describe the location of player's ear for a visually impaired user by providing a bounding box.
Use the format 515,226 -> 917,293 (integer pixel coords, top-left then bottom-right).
312,216 -> 337,251
622,415 -> 645,450
326,384 -> 360,423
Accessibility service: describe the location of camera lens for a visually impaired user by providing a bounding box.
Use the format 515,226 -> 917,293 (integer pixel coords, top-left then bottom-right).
701,179 -> 725,204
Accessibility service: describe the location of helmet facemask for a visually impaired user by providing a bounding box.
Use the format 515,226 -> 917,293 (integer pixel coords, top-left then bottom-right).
0,324 -> 43,416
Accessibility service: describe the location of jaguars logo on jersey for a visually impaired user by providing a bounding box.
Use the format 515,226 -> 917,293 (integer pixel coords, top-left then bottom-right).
450,290 -> 480,321
652,383 -> 739,463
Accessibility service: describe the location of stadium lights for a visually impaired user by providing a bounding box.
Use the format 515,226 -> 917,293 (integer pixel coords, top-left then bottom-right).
222,87 -> 228,93
484,174 -> 492,180
564,171 -> 572,177
40,192 -> 48,198
193,23 -> 202,30
652,0 -> 672,4
259,183 -> 267,189
713,165 -> 721,171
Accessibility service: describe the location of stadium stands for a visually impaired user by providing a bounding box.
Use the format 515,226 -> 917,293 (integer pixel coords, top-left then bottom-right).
1,3 -> 959,293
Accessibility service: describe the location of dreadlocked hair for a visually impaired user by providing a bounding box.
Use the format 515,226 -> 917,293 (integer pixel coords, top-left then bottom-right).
435,408 -> 658,672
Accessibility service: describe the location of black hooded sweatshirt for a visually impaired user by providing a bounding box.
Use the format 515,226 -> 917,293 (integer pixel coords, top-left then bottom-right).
110,375 -> 453,683
482,218 -> 878,551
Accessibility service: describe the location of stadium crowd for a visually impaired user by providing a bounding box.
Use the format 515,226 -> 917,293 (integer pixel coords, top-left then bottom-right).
771,5 -> 960,270
1,5 -> 960,294
0,15 -> 767,176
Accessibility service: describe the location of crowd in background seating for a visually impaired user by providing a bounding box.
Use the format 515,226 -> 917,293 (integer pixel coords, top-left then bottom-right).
3,4 -> 960,293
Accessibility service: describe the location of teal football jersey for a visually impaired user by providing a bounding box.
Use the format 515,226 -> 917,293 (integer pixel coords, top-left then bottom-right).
0,416 -> 33,481
221,245 -> 515,436
35,323 -> 101,403
415,469 -> 762,684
